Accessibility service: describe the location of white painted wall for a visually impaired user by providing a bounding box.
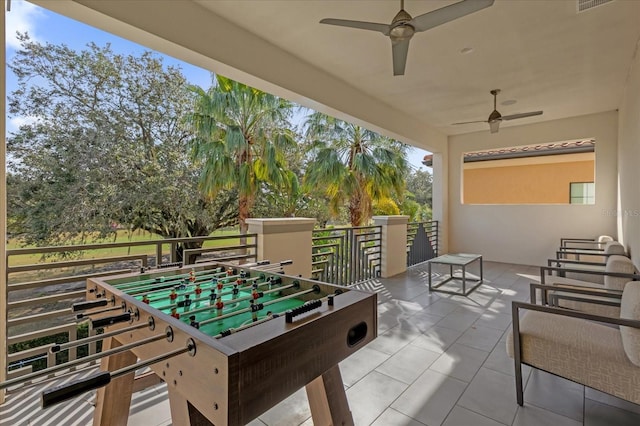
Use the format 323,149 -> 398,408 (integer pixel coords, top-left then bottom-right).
617,40 -> 640,267
447,111 -> 619,266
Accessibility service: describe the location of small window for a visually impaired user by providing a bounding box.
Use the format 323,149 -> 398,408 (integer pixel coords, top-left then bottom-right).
570,182 -> 595,204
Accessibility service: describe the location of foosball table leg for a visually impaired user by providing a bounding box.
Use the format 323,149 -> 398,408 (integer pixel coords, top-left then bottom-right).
93,337 -> 137,426
305,365 -> 354,426
168,389 -> 215,426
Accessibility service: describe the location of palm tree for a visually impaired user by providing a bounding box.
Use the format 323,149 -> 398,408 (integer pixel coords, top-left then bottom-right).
187,75 -> 296,233
303,112 -> 409,226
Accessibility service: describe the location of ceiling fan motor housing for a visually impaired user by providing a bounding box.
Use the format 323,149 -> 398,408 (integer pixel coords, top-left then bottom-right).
390,9 -> 415,41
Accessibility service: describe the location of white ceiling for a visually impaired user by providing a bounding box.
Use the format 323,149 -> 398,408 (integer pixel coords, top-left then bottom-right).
196,0 -> 640,135
33,0 -> 640,146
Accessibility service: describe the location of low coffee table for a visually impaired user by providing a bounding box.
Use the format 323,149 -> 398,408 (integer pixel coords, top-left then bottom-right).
427,253 -> 483,296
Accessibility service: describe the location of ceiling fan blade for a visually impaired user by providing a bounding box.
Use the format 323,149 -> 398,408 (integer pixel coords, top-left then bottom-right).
319,18 -> 390,35
410,0 -> 494,33
489,120 -> 500,133
501,111 -> 543,121
392,38 -> 410,76
451,120 -> 487,125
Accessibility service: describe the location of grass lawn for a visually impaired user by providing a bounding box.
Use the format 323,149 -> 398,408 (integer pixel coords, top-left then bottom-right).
6,228 -> 243,267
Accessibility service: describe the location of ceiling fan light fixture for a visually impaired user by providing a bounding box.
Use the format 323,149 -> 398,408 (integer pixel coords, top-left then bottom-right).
390,24 -> 415,40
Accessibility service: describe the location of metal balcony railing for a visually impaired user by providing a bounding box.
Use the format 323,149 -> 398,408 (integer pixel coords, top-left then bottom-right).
3,233 -> 256,386
407,221 -> 439,266
311,226 -> 382,286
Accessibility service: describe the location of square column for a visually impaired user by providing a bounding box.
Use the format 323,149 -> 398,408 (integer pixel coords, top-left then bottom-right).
373,215 -> 409,278
246,218 -> 316,278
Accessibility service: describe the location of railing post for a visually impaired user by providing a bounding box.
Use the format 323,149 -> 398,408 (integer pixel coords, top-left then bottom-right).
373,216 -> 409,278
1,8 -> 7,404
246,218 -> 316,278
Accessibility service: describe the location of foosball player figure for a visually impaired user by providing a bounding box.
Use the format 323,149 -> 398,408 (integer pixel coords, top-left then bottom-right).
240,270 -> 247,279
170,307 -> 180,319
217,279 -> 225,293
209,288 -> 217,302
194,283 -> 203,306
178,278 -> 187,291
251,287 -> 260,300
232,283 -> 239,300
142,294 -> 150,304
226,267 -> 234,276
189,315 -> 200,329
169,288 -> 178,302
189,268 -> 196,283
183,294 -> 192,311
250,299 -> 258,322
215,294 -> 224,316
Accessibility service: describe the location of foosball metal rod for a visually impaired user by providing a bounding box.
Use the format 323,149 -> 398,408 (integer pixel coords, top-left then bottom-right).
126,270 -> 244,296
0,326 -> 172,391
113,268 -> 219,290
50,321 -> 152,354
41,338 -> 197,409
199,285 -> 320,326
155,281 -> 297,313
213,295 -> 329,339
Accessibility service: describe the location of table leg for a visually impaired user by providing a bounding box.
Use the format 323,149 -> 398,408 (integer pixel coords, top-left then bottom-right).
462,266 -> 466,295
93,337 -> 136,426
480,257 -> 484,282
306,365 -> 354,426
428,262 -> 432,291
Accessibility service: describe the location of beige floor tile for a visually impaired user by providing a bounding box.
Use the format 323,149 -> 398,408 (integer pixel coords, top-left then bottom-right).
375,344 -> 441,384
513,404 -> 581,426
442,406 -> 506,426
346,371 -> 408,426
430,343 -> 490,383
391,369 -> 467,426
370,408 -> 426,426
411,326 -> 463,354
458,367 -> 519,425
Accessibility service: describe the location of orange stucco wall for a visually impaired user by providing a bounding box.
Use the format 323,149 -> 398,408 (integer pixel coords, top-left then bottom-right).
463,153 -> 595,204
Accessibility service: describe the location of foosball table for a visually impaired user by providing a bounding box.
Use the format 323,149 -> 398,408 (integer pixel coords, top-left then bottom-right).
3,261 -> 377,425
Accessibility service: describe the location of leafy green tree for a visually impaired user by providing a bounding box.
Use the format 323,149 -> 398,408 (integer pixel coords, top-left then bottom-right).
406,168 -> 433,207
303,113 -> 409,226
7,34 -> 236,248
187,76 -> 296,233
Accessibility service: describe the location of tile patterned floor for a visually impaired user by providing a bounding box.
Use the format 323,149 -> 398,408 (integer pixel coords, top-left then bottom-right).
2,261 -> 639,425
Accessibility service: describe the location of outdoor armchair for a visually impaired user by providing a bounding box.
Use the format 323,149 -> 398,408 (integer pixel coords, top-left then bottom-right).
536,257 -> 639,316
559,235 -> 614,250
507,281 -> 640,406
546,252 -> 633,285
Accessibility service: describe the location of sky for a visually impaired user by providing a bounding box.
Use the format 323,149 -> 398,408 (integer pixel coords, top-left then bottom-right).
5,0 -> 430,171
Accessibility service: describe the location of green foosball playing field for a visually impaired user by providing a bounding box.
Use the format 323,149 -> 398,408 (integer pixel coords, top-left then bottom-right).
104,267 -> 307,336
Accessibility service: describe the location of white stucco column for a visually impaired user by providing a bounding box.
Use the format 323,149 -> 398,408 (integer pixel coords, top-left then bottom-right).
373,215 -> 409,278
246,218 -> 316,278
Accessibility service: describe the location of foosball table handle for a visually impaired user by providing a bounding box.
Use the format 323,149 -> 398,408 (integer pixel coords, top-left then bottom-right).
91,312 -> 132,329
41,371 -> 111,408
72,299 -> 109,312
285,299 -> 323,323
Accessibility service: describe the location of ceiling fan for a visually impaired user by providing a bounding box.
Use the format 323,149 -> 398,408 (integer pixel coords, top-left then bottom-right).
319,0 -> 494,76
452,89 -> 544,133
